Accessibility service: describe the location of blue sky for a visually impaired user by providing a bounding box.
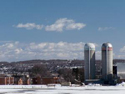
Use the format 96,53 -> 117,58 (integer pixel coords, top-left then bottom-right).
0,0 -> 125,61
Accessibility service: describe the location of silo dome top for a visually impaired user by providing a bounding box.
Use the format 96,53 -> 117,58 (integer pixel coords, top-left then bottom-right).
102,42 -> 113,50
102,43 -> 112,48
84,43 -> 95,50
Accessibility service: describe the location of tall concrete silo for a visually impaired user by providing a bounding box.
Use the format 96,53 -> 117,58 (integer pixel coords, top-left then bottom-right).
102,43 -> 113,81
84,43 -> 96,80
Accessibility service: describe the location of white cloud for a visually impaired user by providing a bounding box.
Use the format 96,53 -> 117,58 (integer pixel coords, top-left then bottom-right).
120,46 -> 125,52
0,41 -> 86,61
15,48 -> 23,54
14,23 -> 44,30
116,46 -> 125,58
98,27 -> 115,31
96,51 -> 101,60
111,46 -> 125,59
45,18 -> 86,32
117,55 -> 125,59
2,41 -> 125,61
13,18 -> 86,32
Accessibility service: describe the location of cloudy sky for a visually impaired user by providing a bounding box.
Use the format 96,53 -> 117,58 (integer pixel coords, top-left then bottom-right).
0,0 -> 125,61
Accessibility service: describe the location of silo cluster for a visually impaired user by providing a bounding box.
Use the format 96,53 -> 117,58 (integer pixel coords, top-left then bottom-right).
84,42 -> 113,82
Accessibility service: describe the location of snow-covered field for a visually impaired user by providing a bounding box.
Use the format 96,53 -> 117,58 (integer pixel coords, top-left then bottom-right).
0,83 -> 125,94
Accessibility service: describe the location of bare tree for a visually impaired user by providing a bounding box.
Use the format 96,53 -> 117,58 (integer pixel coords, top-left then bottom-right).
29,64 -> 51,78
58,68 -> 84,84
58,68 -> 75,83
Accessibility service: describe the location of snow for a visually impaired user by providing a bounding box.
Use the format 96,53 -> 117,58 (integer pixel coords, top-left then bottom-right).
0,84 -> 125,94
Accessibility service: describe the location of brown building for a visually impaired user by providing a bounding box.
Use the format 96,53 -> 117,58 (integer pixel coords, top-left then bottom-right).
27,78 -> 31,85
32,76 -> 60,85
18,78 -> 23,85
42,77 -> 60,85
13,75 -> 31,85
32,76 -> 41,85
0,77 -> 14,85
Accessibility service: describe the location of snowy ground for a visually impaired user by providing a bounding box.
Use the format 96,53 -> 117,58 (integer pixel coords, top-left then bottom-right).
0,84 -> 125,94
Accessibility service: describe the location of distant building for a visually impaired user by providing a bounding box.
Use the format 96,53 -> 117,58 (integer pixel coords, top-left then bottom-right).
42,77 -> 60,85
13,74 -> 31,85
116,63 -> 125,82
32,75 -> 41,85
0,77 -> 14,85
18,78 -> 23,85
